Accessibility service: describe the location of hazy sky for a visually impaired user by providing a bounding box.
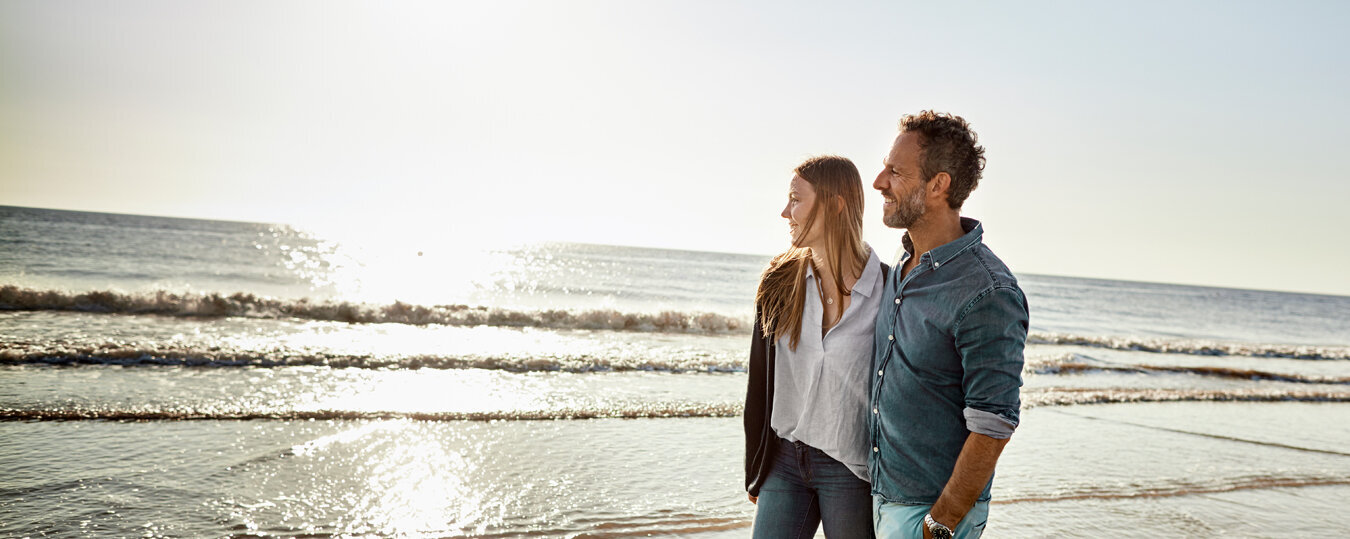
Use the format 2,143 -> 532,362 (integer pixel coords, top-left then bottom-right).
3,1 -> 1349,296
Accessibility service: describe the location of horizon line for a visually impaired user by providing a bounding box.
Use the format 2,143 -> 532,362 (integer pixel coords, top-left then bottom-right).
3,203 -> 1346,299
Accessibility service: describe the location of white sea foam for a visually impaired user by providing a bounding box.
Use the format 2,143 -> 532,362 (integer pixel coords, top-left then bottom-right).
1027,332 -> 1350,360
0,285 -> 748,333
0,342 -> 747,373
5,286 -> 1349,361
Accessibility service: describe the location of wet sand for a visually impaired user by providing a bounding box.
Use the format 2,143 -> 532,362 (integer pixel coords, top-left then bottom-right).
4,401 -> 1349,537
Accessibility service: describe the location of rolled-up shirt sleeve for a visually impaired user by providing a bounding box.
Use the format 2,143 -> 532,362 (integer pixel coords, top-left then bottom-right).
954,286 -> 1029,436
963,407 -> 1017,439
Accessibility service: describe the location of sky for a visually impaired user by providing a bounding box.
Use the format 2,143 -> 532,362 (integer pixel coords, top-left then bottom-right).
2,1 -> 1349,296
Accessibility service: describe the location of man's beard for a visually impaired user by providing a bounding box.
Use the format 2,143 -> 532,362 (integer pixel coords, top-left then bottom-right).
883,186 -> 926,228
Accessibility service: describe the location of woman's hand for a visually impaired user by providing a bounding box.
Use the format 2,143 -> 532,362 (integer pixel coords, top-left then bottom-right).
747,493 -> 757,504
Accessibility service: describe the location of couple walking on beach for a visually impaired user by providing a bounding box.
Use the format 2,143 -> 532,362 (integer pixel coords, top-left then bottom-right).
744,111 -> 1028,539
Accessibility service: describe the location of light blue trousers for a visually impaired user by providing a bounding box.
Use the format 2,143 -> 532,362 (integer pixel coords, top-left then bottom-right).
873,496 -> 988,539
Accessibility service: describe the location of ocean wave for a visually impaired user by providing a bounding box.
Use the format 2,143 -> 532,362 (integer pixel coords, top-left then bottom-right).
0,403 -> 743,422
996,474 -> 1350,504
1023,387 -> 1350,407
1027,332 -> 1350,360
6,387 -> 1350,423
5,341 -> 1346,377
1027,353 -> 1350,384
5,285 -> 1347,361
0,285 -> 747,334
0,345 -> 746,373
2,285 -> 1350,362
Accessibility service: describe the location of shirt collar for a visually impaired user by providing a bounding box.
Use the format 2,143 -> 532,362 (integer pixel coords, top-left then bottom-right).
899,217 -> 984,268
802,243 -> 881,298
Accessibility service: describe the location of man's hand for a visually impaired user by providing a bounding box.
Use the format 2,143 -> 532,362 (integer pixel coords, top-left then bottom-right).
922,525 -> 933,539
748,493 -> 757,504
930,432 -> 1011,528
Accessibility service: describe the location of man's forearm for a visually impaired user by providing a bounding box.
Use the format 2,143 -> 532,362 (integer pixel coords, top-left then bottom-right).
929,432 -> 1010,527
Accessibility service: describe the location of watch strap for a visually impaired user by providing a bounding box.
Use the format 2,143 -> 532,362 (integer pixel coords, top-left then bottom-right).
924,513 -> 954,539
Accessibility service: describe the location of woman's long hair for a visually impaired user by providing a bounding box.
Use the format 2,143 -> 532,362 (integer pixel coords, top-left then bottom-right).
755,155 -> 867,350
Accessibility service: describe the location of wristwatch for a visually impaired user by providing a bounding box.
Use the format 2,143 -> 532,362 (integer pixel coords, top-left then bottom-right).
924,513 -> 953,539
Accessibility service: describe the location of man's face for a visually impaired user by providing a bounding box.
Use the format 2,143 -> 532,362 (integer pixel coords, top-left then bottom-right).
873,131 -> 927,229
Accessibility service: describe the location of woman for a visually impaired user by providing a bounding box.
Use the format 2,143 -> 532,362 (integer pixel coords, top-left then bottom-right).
745,155 -> 886,538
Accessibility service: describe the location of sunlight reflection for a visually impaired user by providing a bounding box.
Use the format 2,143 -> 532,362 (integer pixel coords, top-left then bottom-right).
298,369 -> 543,414
214,321 -> 591,364
352,422 -> 483,536
284,420 -> 495,536
293,225 -> 521,306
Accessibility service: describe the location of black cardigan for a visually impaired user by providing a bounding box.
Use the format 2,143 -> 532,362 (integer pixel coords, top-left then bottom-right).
743,306 -> 778,496
744,263 -> 888,496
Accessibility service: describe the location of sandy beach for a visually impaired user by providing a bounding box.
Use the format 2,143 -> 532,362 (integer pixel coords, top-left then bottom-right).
6,401 -> 1350,537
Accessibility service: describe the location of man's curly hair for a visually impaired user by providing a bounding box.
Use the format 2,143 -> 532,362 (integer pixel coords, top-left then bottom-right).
900,111 -> 986,210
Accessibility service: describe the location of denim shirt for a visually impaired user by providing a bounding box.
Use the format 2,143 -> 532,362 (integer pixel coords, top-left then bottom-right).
868,217 -> 1029,504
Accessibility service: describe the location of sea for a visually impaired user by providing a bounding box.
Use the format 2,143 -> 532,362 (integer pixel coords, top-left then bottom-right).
2,204 -> 1350,537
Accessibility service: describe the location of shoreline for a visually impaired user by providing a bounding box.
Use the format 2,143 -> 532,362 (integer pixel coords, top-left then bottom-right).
4,401 -> 1350,537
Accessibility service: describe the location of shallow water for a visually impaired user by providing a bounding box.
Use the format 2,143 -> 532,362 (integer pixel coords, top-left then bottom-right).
5,206 -> 1350,536
5,402 -> 1350,537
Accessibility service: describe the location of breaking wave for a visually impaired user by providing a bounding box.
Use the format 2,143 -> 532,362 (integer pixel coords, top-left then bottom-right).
1023,387 -> 1350,407
6,387 -> 1350,423
1027,353 -> 1350,384
0,403 -> 743,422
6,286 -> 1348,361
4,343 -> 1346,376
0,285 -> 746,333
1027,332 -> 1350,361
0,344 -> 746,373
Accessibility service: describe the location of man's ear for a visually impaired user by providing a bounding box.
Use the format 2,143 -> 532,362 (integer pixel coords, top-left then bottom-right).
929,172 -> 952,202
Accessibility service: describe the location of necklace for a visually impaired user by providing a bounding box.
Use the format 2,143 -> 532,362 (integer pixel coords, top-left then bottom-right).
814,259 -> 861,332
815,274 -> 838,330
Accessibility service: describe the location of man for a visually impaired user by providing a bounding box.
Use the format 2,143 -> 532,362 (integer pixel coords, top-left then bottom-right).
868,111 -> 1028,539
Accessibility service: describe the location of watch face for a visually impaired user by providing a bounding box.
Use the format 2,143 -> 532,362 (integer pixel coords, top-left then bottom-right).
933,528 -> 953,539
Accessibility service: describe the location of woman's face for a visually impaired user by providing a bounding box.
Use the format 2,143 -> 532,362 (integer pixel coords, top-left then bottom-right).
781,175 -> 822,247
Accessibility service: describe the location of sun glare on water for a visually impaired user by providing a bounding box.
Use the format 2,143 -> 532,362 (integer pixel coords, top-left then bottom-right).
284,420 -> 495,536
290,221 -> 530,307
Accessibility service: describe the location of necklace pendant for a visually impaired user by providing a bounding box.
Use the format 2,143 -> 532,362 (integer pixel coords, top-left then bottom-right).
826,298 -> 834,305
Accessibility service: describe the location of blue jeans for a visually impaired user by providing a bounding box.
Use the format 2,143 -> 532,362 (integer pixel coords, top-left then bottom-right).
752,439 -> 874,539
873,497 -> 988,539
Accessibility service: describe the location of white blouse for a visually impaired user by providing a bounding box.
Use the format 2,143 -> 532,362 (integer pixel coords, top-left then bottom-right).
771,245 -> 883,481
